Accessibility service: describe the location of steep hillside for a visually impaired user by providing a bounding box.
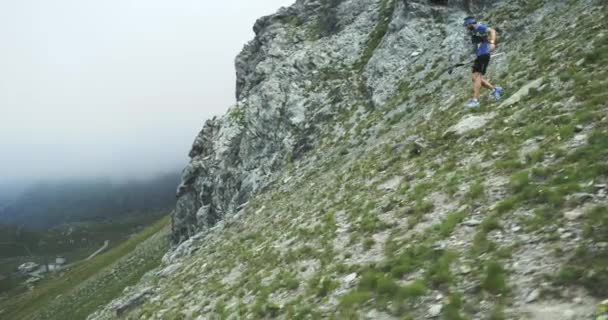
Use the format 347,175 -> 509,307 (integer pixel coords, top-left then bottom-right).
92,0 -> 607,319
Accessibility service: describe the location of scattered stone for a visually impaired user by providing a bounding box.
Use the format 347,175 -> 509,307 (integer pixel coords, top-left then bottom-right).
378,176 -> 403,191
560,232 -> 574,240
564,309 -> 576,319
462,220 -> 482,227
18,262 -> 40,274
526,289 -> 541,303
512,225 -> 522,233
402,207 -> 415,215
343,273 -> 357,285
411,51 -> 422,57
499,78 -> 544,108
428,304 -> 442,318
409,139 -> 426,157
114,287 -> 154,316
157,263 -> 183,278
574,125 -> 584,133
573,193 -> 595,203
564,209 -> 585,221
459,265 -> 472,275
380,200 -> 396,213
444,112 -> 497,137
236,201 -> 249,211
25,276 -> 42,285
55,257 -> 66,265
391,142 -> 406,152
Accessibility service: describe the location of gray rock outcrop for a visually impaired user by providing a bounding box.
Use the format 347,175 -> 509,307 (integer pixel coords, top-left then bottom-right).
171,0 -> 505,243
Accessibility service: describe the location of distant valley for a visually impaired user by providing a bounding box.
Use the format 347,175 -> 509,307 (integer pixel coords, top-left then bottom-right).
0,172 -> 180,296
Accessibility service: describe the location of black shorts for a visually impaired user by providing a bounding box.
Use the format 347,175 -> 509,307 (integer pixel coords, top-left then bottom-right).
472,54 -> 491,75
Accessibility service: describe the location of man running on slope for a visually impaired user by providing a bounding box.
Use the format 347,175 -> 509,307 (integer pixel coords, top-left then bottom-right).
463,16 -> 502,108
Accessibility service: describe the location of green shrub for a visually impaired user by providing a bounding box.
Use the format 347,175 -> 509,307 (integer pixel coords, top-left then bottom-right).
509,171 -> 530,193
339,290 -> 373,308
425,251 -> 455,288
399,280 -> 427,298
495,197 -> 518,214
317,278 -> 339,297
466,181 -> 485,201
482,260 -> 507,295
442,294 -> 466,320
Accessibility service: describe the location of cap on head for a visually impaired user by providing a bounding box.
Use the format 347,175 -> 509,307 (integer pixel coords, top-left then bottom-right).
463,16 -> 476,26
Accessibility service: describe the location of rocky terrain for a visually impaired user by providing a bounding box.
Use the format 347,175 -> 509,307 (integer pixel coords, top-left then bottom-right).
91,0 -> 607,318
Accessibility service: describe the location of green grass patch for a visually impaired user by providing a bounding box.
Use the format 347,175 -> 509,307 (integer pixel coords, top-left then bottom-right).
481,260 -> 508,295
0,216 -> 170,320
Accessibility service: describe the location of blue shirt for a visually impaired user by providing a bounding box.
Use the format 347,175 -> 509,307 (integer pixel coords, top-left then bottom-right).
472,24 -> 490,56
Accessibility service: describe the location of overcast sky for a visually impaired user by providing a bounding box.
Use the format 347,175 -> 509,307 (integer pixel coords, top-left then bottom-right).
0,0 -> 294,184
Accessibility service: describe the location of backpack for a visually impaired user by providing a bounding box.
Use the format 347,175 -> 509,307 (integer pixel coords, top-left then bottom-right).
470,25 -> 501,45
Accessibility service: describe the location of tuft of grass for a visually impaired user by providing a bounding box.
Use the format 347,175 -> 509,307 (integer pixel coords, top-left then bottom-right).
425,251 -> 456,288
555,206 -> 608,297
363,237 -> 376,250
442,293 -> 466,320
316,278 -> 339,297
466,181 -> 485,201
400,280 -> 427,298
433,211 -> 467,238
495,196 -> 519,214
489,304 -> 506,320
509,171 -> 530,193
481,260 -> 508,295
480,215 -> 502,233
339,290 -> 373,309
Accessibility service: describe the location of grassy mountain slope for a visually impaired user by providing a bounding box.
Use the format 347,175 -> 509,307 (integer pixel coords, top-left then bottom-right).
0,216 -> 170,320
92,0 -> 607,319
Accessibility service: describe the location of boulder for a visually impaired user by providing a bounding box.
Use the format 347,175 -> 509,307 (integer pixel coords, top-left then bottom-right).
564,209 -> 585,221
444,112 -> 497,137
526,288 -> 541,303
499,78 -> 544,108
114,287 -> 155,316
428,304 -> 442,318
378,176 -> 403,191
18,262 -> 40,274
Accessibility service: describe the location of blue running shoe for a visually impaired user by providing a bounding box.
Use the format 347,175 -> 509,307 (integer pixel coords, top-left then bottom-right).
492,86 -> 503,101
464,99 -> 480,108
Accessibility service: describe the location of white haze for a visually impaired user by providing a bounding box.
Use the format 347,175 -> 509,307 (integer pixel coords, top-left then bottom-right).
0,0 -> 294,184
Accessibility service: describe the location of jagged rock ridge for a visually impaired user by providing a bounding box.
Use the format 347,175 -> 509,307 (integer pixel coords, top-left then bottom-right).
172,0 -> 502,243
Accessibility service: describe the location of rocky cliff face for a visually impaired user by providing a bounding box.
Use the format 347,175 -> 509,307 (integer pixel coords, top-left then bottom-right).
92,0 -> 608,318
172,0 -> 505,243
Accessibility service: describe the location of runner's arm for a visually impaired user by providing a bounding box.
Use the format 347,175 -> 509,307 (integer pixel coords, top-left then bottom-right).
488,28 -> 497,52
488,28 -> 497,44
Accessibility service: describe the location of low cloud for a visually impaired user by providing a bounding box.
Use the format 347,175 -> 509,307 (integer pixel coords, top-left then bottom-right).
0,0 -> 294,183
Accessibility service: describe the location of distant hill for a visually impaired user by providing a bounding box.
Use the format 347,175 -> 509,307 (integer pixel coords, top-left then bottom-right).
0,172 -> 180,230
0,183 -> 25,208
